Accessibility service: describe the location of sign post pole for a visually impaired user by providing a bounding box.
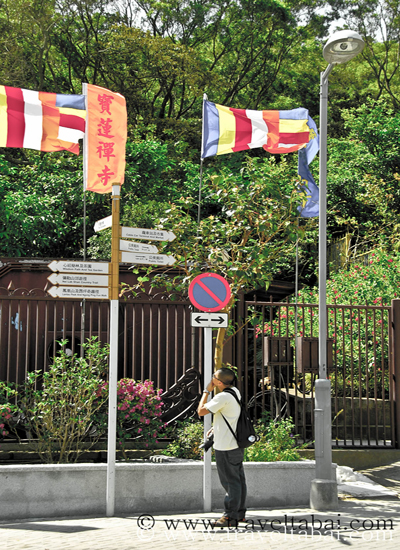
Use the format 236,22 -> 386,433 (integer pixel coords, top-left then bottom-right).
106,184 -> 121,517
188,273 -> 232,513
203,326 -> 213,512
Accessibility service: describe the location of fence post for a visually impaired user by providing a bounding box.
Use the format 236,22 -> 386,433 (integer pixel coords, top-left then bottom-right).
391,299 -> 400,448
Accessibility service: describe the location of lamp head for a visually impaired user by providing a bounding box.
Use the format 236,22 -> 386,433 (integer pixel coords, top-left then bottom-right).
323,30 -> 364,64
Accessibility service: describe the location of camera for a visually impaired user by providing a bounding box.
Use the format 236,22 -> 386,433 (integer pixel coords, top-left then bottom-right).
199,433 -> 214,452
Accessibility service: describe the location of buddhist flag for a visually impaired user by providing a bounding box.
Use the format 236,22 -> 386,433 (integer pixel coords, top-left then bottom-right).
297,115 -> 319,218
0,86 -> 86,154
83,83 -> 127,194
201,99 -> 319,217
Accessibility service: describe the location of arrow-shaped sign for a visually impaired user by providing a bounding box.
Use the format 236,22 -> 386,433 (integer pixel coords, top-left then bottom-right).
120,251 -> 176,266
119,240 -> 158,254
121,227 -> 176,242
94,215 -> 112,232
47,273 -> 109,287
48,260 -> 109,274
190,312 -> 229,328
48,286 -> 109,299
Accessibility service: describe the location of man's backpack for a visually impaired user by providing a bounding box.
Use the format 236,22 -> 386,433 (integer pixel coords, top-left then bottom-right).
221,388 -> 260,448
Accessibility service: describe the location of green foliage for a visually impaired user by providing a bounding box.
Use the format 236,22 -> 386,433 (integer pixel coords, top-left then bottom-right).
161,414 -> 305,461
129,155 -> 308,299
16,337 -> 109,463
327,101 -> 400,251
161,419 -> 204,460
245,414 -> 304,462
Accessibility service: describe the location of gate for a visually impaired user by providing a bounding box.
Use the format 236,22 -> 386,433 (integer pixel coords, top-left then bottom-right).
238,297 -> 400,448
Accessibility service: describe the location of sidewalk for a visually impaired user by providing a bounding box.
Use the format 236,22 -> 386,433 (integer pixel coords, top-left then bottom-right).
1,463 -> 399,550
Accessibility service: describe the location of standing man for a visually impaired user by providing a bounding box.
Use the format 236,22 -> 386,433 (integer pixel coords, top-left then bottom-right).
197,367 -> 247,527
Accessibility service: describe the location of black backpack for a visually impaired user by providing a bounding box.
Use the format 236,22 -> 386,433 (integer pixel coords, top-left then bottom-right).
221,388 -> 260,448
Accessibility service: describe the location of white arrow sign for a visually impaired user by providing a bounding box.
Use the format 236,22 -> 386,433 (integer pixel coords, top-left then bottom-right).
47,273 -> 109,287
48,286 -> 109,299
191,312 -> 229,328
120,251 -> 176,266
48,260 -> 109,274
121,227 -> 176,242
119,240 -> 158,254
94,215 -> 112,232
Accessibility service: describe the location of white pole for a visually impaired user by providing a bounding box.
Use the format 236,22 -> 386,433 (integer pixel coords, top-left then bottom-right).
316,65 -> 334,481
203,326 -> 212,512
106,184 -> 121,516
310,65 -> 337,510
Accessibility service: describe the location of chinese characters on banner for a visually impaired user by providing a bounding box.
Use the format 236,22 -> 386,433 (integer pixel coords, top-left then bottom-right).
83,83 -> 127,193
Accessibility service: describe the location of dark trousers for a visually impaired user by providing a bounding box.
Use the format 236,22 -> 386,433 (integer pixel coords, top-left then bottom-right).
215,448 -> 247,520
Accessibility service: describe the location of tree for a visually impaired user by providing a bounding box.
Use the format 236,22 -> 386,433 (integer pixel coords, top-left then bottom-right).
327,0 -> 400,108
126,154 -> 312,369
326,100 -> 400,252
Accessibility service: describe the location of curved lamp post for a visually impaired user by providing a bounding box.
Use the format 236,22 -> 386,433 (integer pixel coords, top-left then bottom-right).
311,30 -> 364,510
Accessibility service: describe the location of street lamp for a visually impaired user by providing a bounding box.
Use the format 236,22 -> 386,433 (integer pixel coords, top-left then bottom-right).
311,30 -> 364,511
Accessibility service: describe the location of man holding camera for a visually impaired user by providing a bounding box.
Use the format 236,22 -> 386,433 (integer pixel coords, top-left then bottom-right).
197,367 -> 247,528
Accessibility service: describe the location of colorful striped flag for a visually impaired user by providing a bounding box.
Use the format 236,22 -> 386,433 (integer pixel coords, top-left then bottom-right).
201,99 -> 319,217
0,86 -> 86,154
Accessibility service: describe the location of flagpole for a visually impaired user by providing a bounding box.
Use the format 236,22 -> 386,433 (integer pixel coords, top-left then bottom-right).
81,83 -> 88,358
198,93 -> 207,226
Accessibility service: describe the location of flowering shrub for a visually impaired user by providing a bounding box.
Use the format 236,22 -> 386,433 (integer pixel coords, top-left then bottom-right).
255,249 -> 398,398
0,381 -> 18,439
94,378 -> 165,457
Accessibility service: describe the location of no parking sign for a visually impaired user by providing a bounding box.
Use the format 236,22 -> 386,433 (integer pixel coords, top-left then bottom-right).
188,273 -> 231,312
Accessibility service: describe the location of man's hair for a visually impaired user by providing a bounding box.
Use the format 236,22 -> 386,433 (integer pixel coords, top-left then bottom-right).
216,367 -> 236,386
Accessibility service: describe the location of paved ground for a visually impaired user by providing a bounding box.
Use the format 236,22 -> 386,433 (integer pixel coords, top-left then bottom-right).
1,462 -> 399,550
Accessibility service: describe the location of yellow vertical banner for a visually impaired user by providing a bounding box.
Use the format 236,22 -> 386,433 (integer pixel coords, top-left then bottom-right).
83,84 -> 127,193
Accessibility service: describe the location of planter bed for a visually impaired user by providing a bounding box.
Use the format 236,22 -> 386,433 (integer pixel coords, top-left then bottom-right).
0,460 -> 336,520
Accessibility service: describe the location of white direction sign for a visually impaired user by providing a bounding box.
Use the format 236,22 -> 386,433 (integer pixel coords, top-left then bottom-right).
120,251 -> 176,266
48,286 -> 109,299
48,260 -> 109,274
121,227 -> 176,242
94,215 -> 112,232
48,273 -> 109,287
191,312 -> 229,328
119,240 -> 158,254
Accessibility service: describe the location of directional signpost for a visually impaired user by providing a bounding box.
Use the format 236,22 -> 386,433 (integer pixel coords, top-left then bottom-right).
48,260 -> 109,274
47,261 -> 110,300
48,273 -> 109,287
188,273 -> 231,513
94,215 -> 112,232
48,286 -> 109,299
121,227 -> 175,242
120,251 -> 176,266
119,240 -> 158,254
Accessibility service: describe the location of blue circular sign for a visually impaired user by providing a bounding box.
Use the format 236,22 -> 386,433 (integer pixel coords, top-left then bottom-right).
188,273 -> 231,312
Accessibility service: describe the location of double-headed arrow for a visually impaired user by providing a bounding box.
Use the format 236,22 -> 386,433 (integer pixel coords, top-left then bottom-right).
195,315 -> 226,324
190,312 -> 228,328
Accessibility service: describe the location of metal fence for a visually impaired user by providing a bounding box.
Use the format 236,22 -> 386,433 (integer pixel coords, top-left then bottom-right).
1,287 -> 399,448
239,298 -> 398,448
0,288 -> 198,394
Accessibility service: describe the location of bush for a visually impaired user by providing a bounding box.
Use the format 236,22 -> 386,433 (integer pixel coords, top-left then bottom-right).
0,381 -> 18,439
161,420 -> 204,460
245,414 -> 304,462
162,415 -> 304,461
94,378 -> 165,458
17,337 -> 109,463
